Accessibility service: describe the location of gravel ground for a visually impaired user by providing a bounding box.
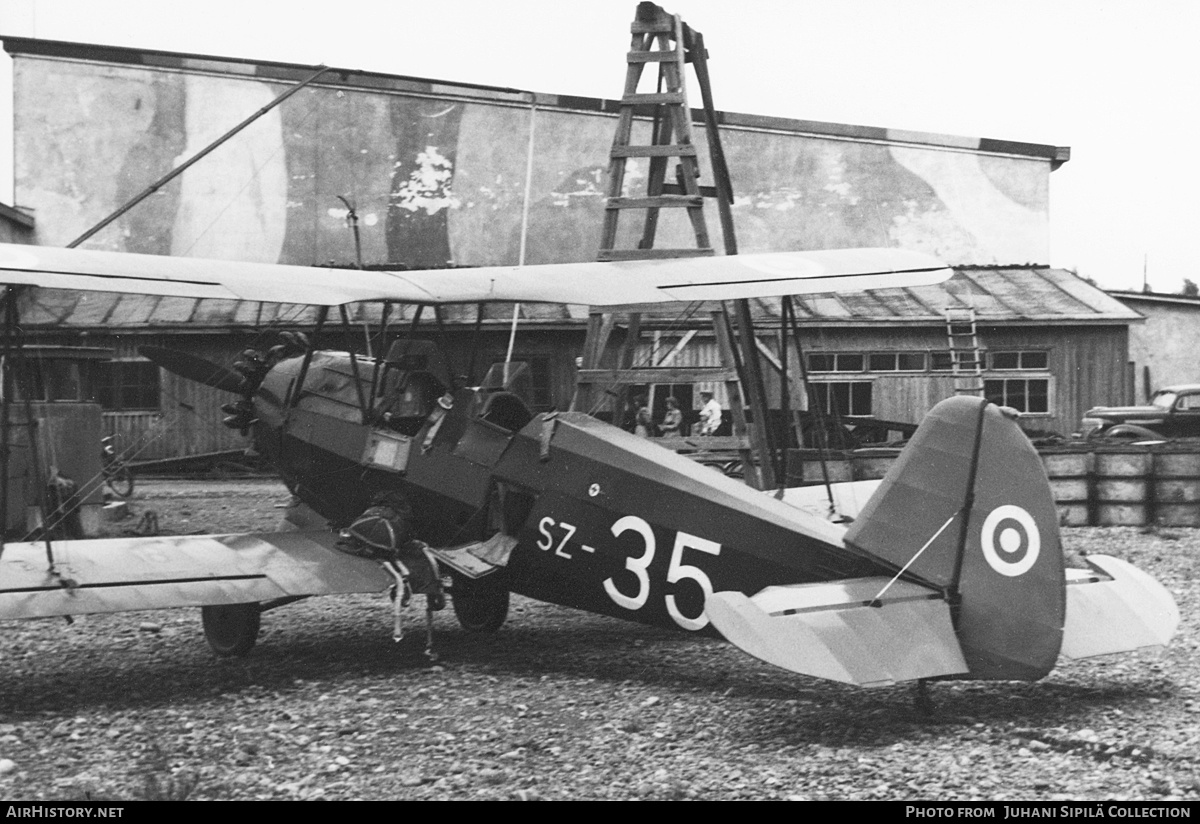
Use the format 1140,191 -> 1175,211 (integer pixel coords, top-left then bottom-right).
0,478 -> 1197,801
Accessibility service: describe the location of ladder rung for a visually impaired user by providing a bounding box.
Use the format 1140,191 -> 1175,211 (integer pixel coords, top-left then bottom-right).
621,92 -> 686,106
631,20 -> 676,35
597,248 -> 715,261
607,195 -> 703,209
626,50 -> 679,63
611,145 -> 697,158
661,183 -> 718,198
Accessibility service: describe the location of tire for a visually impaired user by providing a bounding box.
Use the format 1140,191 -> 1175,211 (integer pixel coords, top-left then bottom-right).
105,464 -> 135,498
201,604 -> 261,657
1098,423 -> 1164,441
451,580 -> 509,633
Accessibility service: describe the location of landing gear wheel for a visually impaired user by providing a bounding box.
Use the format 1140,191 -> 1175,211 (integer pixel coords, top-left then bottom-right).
105,464 -> 134,498
451,583 -> 509,633
201,604 -> 262,657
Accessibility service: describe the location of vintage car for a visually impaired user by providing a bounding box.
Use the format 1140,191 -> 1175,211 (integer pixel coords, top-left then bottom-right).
1080,384 -> 1200,440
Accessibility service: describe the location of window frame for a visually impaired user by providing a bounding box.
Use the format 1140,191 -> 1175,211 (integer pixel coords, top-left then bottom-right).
988,350 -> 1049,371
95,359 -> 162,413
983,375 -> 1054,416
808,380 -> 874,417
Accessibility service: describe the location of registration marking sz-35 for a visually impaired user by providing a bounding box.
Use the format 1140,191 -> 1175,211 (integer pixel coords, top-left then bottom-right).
537,513 -> 724,630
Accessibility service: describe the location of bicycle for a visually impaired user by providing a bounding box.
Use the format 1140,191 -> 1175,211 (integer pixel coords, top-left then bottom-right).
101,435 -> 135,498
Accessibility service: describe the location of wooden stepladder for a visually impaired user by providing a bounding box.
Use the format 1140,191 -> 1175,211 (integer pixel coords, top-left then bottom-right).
572,2 -> 777,489
944,307 -> 985,396
597,2 -> 713,262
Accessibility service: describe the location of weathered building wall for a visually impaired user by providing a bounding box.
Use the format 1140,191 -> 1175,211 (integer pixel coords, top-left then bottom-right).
1107,293 -> 1200,403
8,41 -> 1061,269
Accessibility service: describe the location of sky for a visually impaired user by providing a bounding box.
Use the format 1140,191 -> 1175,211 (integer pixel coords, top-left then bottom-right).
0,0 -> 1196,292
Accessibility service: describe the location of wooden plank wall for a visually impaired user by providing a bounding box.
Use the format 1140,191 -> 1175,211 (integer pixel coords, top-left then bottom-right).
25,320 -> 1128,459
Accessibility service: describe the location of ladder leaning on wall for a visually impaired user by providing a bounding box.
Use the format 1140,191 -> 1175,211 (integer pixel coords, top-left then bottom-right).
944,307 -> 985,396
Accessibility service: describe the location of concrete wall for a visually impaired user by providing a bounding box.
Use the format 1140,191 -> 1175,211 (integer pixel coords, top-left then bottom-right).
1112,296 -> 1200,403
11,50 -> 1056,269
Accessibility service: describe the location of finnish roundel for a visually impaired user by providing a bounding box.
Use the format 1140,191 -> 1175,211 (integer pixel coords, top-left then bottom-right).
980,505 -> 1040,577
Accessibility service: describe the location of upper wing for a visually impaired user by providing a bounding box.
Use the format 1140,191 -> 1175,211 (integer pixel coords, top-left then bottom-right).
0,242 -> 951,307
0,531 -> 390,619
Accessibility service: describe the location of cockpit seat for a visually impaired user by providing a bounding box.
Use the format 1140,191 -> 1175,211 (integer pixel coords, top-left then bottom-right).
478,391 -> 533,432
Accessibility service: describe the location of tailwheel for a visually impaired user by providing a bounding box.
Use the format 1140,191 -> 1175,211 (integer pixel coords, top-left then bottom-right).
201,603 -> 262,657
450,575 -> 510,633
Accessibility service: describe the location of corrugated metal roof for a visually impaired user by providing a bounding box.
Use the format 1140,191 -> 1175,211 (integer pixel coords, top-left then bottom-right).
783,267 -> 1141,327
17,267 -> 1138,331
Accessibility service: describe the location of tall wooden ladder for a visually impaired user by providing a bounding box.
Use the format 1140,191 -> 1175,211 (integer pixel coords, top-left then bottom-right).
572,2 -> 776,488
944,307 -> 985,396
597,2 -> 712,262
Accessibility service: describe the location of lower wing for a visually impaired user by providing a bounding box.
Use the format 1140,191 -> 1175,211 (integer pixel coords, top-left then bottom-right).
0,531 -> 390,620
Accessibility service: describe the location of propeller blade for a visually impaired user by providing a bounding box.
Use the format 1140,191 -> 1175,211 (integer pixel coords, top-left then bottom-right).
139,346 -> 248,394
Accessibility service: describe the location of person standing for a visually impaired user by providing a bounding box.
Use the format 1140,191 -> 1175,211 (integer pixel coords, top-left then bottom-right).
633,394 -> 654,438
698,391 -> 722,436
659,396 -> 683,437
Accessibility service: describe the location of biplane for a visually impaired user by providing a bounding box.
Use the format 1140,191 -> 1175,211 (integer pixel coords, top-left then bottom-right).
0,241 -> 1179,688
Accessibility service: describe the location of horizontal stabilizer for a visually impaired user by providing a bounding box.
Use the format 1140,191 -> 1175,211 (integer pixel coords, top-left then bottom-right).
0,531 -> 391,619
1061,554 -> 1180,659
706,577 -> 968,686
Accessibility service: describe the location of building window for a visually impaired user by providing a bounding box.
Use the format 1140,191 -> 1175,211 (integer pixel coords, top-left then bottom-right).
985,378 -> 1049,414
989,351 -> 1048,370
95,360 -> 160,412
811,351 -> 934,372
810,381 -> 873,416
808,353 -> 864,372
5,360 -> 93,402
868,352 -> 927,371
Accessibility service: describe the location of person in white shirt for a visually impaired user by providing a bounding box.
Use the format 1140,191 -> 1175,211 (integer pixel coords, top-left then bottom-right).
698,391 -> 722,436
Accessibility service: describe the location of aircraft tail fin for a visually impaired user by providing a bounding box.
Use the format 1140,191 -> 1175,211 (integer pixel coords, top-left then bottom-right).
843,396 -> 1066,680
707,396 -> 1178,685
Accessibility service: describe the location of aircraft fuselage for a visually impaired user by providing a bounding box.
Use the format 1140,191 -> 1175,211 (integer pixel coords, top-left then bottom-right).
248,352 -> 891,634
